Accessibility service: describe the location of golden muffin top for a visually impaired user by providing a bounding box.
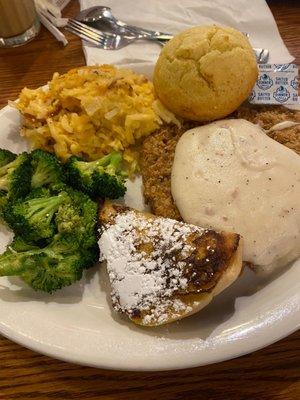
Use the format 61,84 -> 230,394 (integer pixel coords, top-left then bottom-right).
154,25 -> 258,122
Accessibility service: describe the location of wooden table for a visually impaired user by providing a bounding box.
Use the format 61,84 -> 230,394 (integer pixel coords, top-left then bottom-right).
0,1 -> 299,399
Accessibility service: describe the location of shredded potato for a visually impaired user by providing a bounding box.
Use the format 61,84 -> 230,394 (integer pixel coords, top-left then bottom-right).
16,65 -> 179,174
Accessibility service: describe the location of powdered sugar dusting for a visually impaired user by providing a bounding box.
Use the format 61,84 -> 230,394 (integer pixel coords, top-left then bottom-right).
99,210 -> 206,325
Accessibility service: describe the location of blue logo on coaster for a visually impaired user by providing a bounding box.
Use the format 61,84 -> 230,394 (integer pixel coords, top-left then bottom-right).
248,90 -> 256,102
273,86 -> 290,103
291,76 -> 299,90
257,74 -> 273,90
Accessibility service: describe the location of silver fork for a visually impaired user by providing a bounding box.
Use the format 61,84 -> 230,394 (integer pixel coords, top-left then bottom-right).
65,19 -> 171,49
76,6 -> 172,39
65,19 -> 269,63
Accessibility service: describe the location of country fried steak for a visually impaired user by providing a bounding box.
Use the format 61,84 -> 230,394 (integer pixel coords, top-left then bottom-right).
141,105 -> 300,220
141,123 -> 193,220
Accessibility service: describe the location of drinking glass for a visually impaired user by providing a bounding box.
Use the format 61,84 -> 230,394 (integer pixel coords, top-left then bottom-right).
0,0 -> 40,47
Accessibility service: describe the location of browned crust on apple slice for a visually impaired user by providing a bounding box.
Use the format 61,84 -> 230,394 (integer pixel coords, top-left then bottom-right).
99,202 -> 243,326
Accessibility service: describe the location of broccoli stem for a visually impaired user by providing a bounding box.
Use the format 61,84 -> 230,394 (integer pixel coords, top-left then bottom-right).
25,195 -> 66,225
99,152 -> 121,167
0,161 -> 14,177
0,176 -> 9,191
0,160 -> 16,189
105,152 -> 122,175
77,152 -> 122,175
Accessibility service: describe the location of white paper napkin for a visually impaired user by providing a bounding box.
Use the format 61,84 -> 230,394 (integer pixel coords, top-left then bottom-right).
79,0 -> 294,77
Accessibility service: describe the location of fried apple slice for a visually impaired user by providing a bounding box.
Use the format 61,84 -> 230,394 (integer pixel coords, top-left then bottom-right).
99,201 -> 243,327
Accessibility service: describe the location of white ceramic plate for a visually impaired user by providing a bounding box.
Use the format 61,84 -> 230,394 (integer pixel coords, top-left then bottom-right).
0,104 -> 299,371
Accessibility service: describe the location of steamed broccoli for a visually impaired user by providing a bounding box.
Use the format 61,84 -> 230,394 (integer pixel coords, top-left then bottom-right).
66,152 -> 127,199
0,233 -> 99,293
4,189 -> 67,242
55,187 -> 98,249
0,150 -> 14,220
0,148 -> 100,293
31,149 -> 64,189
7,235 -> 40,252
0,149 -> 16,167
0,152 -> 31,199
0,190 -> 8,222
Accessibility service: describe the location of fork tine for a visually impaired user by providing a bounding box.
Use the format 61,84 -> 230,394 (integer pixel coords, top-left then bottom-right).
68,19 -> 117,39
67,19 -> 119,49
67,19 -> 105,41
65,26 -> 103,46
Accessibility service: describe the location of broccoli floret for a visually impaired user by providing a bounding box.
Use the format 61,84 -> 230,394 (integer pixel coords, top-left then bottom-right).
4,190 -> 67,242
55,187 -> 98,249
0,152 -> 31,199
31,149 -> 64,189
0,149 -> 16,167
0,152 -> 31,221
66,152 -> 127,199
0,233 -> 98,293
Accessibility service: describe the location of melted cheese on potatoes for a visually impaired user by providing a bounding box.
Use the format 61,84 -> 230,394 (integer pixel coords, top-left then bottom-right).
16,65 -> 178,174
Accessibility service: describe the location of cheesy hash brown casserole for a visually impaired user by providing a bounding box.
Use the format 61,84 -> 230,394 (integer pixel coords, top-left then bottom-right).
16,65 -> 178,174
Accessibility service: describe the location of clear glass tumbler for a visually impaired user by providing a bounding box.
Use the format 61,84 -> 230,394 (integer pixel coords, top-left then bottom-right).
0,0 -> 40,47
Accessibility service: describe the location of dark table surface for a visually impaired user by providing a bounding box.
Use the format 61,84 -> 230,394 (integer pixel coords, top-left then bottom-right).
0,1 -> 299,399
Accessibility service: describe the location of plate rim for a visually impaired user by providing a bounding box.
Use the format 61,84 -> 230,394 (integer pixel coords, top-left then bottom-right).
0,308 -> 299,371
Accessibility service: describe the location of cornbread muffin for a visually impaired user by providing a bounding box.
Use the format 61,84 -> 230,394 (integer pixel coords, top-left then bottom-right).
153,25 -> 258,121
